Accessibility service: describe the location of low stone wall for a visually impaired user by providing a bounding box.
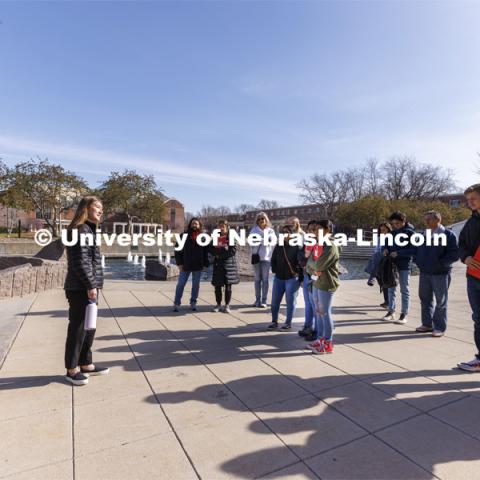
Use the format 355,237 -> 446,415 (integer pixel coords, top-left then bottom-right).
0,257 -> 67,300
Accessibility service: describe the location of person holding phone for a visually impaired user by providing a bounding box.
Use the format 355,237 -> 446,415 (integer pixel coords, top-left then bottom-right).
64,196 -> 109,386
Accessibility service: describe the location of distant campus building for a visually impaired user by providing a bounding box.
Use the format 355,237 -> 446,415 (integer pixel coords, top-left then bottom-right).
224,193 -> 468,229
224,203 -> 327,229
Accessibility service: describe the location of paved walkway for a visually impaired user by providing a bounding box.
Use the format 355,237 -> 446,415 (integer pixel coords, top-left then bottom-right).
2,266 -> 480,479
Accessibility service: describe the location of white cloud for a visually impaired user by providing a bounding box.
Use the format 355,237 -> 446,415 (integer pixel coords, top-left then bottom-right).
0,135 -> 299,197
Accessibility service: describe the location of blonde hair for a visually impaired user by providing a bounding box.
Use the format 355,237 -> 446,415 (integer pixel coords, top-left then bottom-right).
287,216 -> 304,234
68,196 -> 102,230
255,211 -> 271,228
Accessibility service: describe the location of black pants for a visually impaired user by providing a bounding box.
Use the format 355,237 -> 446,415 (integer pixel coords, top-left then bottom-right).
64,289 -> 96,370
215,285 -> 232,305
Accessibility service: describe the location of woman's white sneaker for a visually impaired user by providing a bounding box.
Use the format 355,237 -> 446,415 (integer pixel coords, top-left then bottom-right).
65,371 -> 89,386
457,358 -> 480,372
383,311 -> 395,322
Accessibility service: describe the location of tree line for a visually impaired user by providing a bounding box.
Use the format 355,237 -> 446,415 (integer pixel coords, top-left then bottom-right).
0,158 -> 166,236
197,157 -> 469,230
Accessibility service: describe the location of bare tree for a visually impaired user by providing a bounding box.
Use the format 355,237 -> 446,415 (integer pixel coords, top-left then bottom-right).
298,157 -> 456,218
235,203 -> 256,214
383,157 -> 455,200
297,171 -> 350,218
364,158 -> 383,196
257,199 -> 281,210
184,211 -> 195,225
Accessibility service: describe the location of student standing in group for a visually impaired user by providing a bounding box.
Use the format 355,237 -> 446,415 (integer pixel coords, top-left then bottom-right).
250,212 -> 276,308
267,225 -> 303,330
286,216 -> 304,235
298,220 -> 320,341
413,211 -> 459,337
173,217 -> 209,312
305,220 -> 340,354
383,212 -> 415,324
64,196 -> 109,386
458,185 -> 480,372
208,219 -> 239,313
365,222 -> 393,309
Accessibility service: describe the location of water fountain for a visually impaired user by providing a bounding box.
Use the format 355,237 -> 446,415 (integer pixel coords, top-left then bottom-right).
133,254 -> 139,264
165,252 -> 171,264
101,255 -> 106,268
141,255 -> 146,267
127,251 -> 133,262
158,248 -> 163,263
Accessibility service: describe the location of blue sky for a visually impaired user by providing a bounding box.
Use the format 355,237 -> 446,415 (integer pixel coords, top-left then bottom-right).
1,1 -> 479,213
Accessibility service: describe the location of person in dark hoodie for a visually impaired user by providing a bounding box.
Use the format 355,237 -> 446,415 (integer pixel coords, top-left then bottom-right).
383,211 -> 415,324
173,217 -> 209,312
413,211 -> 459,337
458,184 -> 480,372
267,225 -> 303,331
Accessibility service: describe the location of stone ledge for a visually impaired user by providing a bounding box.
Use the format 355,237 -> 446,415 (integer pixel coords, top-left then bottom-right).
0,257 -> 67,300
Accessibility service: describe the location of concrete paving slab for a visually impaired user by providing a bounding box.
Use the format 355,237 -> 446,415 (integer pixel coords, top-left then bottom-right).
3,460 -> 73,480
377,414 -> 480,479
176,411 -> 299,479
254,394 -> 366,459
318,381 -> 419,432
73,393 -> 172,456
74,432 -> 197,480
430,396 -> 480,441
260,462 -> 319,479
0,409 -> 71,477
306,435 -> 432,480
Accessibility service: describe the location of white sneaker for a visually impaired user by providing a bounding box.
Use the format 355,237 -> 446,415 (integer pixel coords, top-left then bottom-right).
457,358 -> 480,372
432,330 -> 444,337
394,313 -> 408,324
213,304 -> 220,312
260,303 -> 268,309
383,311 -> 395,322
223,305 -> 231,313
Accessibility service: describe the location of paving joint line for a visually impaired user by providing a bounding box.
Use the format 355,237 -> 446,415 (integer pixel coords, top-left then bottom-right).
101,290 -> 202,480
132,290 -> 310,474
0,293 -> 37,371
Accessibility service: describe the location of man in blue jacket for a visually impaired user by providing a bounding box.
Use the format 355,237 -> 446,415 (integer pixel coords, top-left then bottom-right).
384,212 -> 415,324
414,211 -> 459,337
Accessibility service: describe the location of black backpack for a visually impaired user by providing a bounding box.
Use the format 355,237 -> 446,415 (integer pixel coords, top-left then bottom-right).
375,255 -> 398,290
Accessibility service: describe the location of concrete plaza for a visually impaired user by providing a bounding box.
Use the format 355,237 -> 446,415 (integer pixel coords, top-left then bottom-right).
2,265 -> 480,479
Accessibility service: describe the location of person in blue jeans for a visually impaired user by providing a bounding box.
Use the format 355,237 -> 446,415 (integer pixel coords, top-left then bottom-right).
383,212 -> 415,324
298,220 -> 319,341
305,219 -> 340,354
173,218 -> 209,312
250,212 -> 276,308
267,225 -> 302,331
412,211 -> 459,337
458,184 -> 480,372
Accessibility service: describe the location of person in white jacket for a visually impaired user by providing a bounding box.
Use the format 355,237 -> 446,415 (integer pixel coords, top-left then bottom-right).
250,212 -> 276,308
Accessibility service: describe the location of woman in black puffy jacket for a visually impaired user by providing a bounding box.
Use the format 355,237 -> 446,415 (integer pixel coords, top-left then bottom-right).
208,219 -> 239,313
63,196 -> 109,386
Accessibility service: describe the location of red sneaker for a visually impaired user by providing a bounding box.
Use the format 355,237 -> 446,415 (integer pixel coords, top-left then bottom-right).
323,340 -> 334,354
312,342 -> 326,354
305,338 -> 323,351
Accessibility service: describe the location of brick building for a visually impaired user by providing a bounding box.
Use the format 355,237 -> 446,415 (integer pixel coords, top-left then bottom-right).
224,203 -> 327,230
